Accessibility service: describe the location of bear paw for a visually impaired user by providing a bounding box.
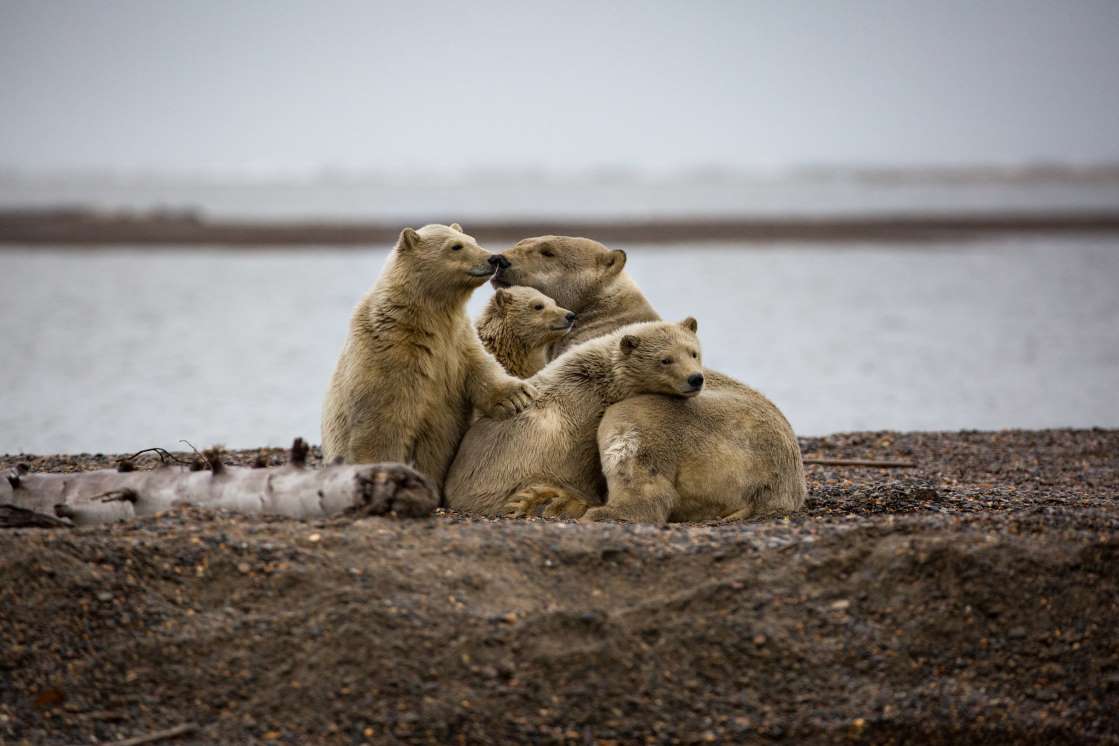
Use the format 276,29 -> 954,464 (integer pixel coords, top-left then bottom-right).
581,505 -> 628,523
487,380 -> 538,419
506,484 -> 590,519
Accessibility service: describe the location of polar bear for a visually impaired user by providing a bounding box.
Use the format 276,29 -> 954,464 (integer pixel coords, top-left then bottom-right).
321,223 -> 536,489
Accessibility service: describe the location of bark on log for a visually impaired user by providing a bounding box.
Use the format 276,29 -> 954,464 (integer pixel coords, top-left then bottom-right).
1,443 -> 438,527
0,504 -> 72,529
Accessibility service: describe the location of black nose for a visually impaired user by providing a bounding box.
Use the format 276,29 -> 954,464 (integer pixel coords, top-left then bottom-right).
488,254 -> 511,269
565,312 -> 577,322
687,373 -> 705,389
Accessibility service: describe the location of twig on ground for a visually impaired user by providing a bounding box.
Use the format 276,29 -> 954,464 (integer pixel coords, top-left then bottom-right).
802,458 -> 916,468
179,439 -> 213,471
105,722 -> 198,746
124,447 -> 190,466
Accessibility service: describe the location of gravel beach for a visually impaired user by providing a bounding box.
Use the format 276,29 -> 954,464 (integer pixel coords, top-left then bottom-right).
2,429 -> 1116,744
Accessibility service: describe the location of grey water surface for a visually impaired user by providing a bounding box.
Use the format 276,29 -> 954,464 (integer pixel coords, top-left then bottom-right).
1,237 -> 1117,454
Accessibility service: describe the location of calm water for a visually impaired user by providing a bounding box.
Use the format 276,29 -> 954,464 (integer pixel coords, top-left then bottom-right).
1,239 -> 1117,454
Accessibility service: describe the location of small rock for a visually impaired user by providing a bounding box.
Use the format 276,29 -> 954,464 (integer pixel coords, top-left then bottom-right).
830,599 -> 851,610
237,562 -> 251,574
96,591 -> 113,602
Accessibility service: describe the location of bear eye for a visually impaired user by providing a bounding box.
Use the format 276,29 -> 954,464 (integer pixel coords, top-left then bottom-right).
533,304 -> 544,311
541,249 -> 555,258
451,243 -> 463,251
691,351 -> 698,359
661,357 -> 673,365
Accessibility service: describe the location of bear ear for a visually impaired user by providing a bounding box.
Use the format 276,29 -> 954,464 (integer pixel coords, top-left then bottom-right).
680,316 -> 698,333
599,248 -> 627,277
450,223 -> 463,232
493,288 -> 508,309
620,334 -> 640,355
398,227 -> 421,252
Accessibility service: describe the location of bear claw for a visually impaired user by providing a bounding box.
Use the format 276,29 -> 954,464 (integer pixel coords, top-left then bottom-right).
489,381 -> 538,418
506,484 -> 590,519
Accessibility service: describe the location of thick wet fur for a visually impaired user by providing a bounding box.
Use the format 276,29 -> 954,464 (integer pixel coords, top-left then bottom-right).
321,224 -> 536,489
476,286 -> 576,377
444,319 -> 704,516
492,235 -> 806,523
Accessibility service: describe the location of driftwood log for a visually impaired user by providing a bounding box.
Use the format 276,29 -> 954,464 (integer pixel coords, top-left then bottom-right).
1,439 -> 438,527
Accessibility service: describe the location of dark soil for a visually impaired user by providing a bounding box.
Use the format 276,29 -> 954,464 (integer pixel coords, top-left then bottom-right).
2,429 -> 1117,745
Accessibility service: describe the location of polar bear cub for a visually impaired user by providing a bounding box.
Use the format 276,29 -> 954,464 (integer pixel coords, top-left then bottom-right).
322,223 -> 536,489
476,286 -> 577,377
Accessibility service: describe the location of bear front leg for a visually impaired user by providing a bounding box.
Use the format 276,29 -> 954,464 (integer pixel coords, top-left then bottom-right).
583,446 -> 677,524
465,340 -> 538,419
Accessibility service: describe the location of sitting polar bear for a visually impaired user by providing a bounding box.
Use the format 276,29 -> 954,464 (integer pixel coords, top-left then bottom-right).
444,318 -> 705,517
321,224 -> 536,490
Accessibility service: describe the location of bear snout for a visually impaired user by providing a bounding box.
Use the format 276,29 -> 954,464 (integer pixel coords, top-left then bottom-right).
488,254 -> 512,270
687,373 -> 705,390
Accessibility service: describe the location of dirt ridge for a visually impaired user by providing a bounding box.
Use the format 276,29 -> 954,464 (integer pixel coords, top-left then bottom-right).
2,429 -> 1117,744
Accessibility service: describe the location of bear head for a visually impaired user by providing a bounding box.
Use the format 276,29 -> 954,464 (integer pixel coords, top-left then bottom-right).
394,223 -> 496,294
614,317 -> 705,398
489,235 -> 626,313
487,286 -> 576,347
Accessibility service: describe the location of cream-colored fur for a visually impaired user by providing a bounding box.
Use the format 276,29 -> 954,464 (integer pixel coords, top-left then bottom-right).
491,235 -> 806,523
321,224 -> 536,489
476,286 -> 576,377
444,319 -> 704,516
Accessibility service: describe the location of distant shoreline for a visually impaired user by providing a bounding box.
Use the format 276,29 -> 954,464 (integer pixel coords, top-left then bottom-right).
3,208 -> 1119,247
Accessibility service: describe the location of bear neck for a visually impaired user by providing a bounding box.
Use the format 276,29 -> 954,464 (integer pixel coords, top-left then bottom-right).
370,265 -> 473,321
557,274 -> 660,356
551,339 -> 643,408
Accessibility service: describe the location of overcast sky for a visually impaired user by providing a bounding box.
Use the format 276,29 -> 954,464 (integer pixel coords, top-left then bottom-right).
2,0 -> 1118,175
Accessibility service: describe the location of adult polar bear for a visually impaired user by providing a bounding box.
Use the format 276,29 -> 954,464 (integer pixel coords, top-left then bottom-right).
490,235 -> 806,523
